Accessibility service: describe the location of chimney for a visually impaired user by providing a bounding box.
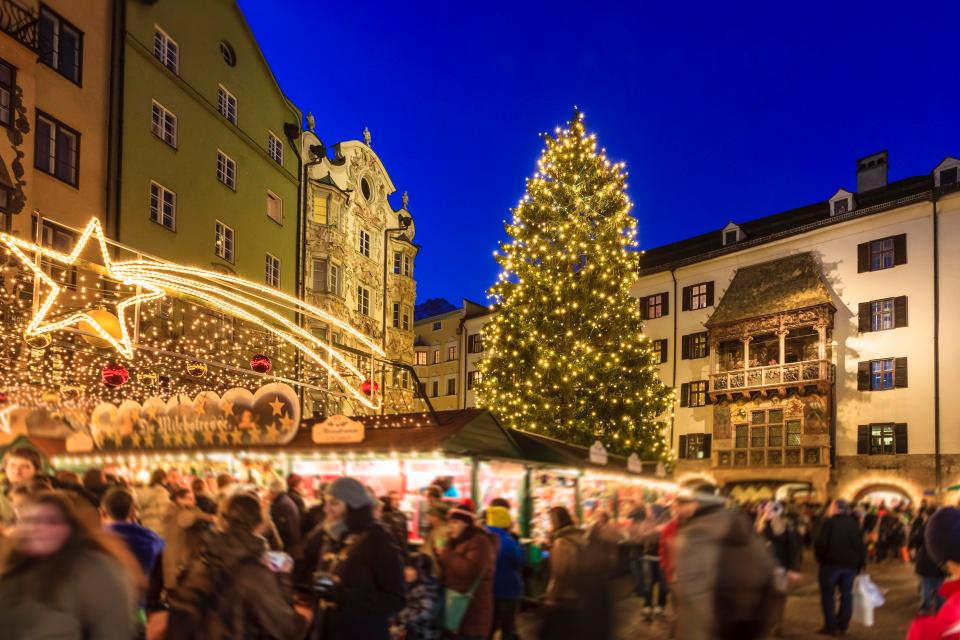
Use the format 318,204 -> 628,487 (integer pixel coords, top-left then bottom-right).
857,151 -> 888,192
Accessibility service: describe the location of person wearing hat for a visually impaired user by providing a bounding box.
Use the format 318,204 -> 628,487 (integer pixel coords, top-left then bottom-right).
486,504 -> 524,640
307,476 -> 406,640
814,499 -> 866,636
421,504 -> 450,574
908,506 -> 960,640
438,506 -> 496,640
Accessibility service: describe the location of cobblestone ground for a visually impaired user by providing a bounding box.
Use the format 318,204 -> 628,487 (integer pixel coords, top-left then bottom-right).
518,558 -> 920,639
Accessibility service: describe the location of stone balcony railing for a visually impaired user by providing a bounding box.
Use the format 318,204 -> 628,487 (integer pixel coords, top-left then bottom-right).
710,359 -> 834,397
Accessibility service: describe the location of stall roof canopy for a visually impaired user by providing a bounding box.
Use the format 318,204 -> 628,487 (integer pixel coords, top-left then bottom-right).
705,252 -> 834,328
509,429 -> 661,476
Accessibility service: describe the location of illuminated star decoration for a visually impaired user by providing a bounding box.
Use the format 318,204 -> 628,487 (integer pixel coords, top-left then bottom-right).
0,218 -> 164,359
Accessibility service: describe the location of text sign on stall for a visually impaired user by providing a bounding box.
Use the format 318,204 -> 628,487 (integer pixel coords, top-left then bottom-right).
589,440 -> 608,465
627,453 -> 643,474
312,415 -> 365,444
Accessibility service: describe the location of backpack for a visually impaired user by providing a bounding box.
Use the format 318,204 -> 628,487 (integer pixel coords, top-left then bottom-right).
165,549 -> 258,640
714,511 -> 778,639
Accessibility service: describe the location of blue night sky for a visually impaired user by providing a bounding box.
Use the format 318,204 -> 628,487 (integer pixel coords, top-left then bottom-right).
239,0 -> 960,305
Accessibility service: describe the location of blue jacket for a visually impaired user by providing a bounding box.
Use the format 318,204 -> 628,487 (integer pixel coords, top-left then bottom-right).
108,521 -> 165,576
489,526 -> 524,600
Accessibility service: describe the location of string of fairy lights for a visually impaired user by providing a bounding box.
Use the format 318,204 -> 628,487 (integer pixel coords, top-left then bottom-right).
476,111 -> 675,460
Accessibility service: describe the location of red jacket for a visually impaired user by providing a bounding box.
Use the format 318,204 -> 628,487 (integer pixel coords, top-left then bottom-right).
908,578 -> 960,640
659,516 -> 680,584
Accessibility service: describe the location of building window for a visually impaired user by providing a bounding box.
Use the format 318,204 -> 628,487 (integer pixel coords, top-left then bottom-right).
652,338 -> 668,364
39,6 -> 82,84
392,302 -> 400,328
680,380 -> 708,407
431,381 -> 439,398
312,258 -> 327,293
678,433 -> 711,460
358,229 -> 370,257
217,85 -> 237,124
402,306 -> 410,331
328,263 -> 340,296
403,255 -> 411,276
447,346 -> 456,361
644,292 -> 668,319
858,423 -> 908,456
682,282 -> 713,310
871,298 -> 894,331
871,358 -> 894,390
467,370 -> 480,390
433,349 -> 441,364
393,251 -> 402,275
151,100 -> 177,147
36,219 -> 75,282
35,111 -> 79,186
768,425 -> 783,447
858,357 -> 907,391
214,221 -> 234,262
735,425 -> 748,448
940,166 -> 958,187
149,182 -> 175,230
356,286 -> 370,315
216,151 -> 236,189
219,40 -> 236,66
467,333 -> 483,353
432,321 -> 441,331
858,234 -> 906,272
266,191 -> 282,224
0,60 -> 15,128
833,199 -> 849,215
153,26 -> 178,74
267,131 -> 283,165
786,420 -> 801,446
682,332 -> 709,359
415,351 -> 427,366
860,296 -> 907,333
447,378 -> 456,396
265,253 -> 280,288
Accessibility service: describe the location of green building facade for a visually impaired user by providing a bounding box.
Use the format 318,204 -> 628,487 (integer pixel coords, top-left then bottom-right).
113,0 -> 301,294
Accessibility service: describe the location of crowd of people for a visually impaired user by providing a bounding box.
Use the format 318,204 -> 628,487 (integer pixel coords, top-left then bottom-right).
1,444 -> 959,639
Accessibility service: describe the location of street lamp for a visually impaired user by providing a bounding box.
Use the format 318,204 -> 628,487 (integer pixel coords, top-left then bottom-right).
380,213 -> 413,413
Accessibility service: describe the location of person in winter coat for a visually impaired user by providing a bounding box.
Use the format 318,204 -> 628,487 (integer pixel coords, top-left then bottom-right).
421,505 -> 449,574
814,499 -> 866,636
908,507 -> 960,640
673,487 -> 775,640
628,504 -> 668,617
757,501 -> 802,636
0,490 -> 140,640
166,492 -> 306,639
269,478 -> 302,555
912,505 -> 947,613
381,491 -> 410,552
287,474 -> 307,527
102,486 -> 164,581
161,487 -> 216,590
438,506 -> 496,640
136,469 -> 171,535
0,446 -> 43,527
540,505 -> 589,639
486,505 -> 523,640
390,553 -> 441,640
190,478 -> 218,516
309,476 -> 406,640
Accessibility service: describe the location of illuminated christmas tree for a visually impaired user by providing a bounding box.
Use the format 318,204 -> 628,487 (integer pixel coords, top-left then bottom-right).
477,111 -> 673,459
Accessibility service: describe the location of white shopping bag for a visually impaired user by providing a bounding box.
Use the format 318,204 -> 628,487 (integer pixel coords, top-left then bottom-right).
852,574 -> 884,627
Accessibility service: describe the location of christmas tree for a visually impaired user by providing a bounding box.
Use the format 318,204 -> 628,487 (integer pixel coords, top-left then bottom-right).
477,111 -> 674,460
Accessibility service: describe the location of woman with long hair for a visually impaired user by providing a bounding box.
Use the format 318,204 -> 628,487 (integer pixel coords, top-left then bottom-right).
541,506 -> 592,640
0,491 -> 139,639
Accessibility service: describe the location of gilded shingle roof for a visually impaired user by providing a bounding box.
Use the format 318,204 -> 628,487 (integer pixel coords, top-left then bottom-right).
705,252 -> 834,327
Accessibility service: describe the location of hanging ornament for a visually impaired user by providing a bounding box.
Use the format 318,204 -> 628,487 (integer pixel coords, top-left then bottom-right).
250,354 -> 272,374
0,392 -> 8,405
24,333 -> 52,349
186,361 -> 208,378
361,379 -> 379,395
102,363 -> 129,387
138,371 -> 159,387
77,309 -> 124,349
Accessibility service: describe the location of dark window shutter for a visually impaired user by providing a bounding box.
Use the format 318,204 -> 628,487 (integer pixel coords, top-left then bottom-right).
857,242 -> 869,273
682,286 -> 691,311
706,281 -> 715,307
857,361 -> 870,391
704,384 -> 712,405
895,357 -> 908,388
703,335 -> 711,357
857,425 -> 870,454
679,383 -> 689,407
659,340 -> 668,364
894,296 -> 908,328
678,435 -> 688,459
893,234 -> 907,266
894,423 -> 908,454
662,292 -> 670,316
703,434 -> 712,458
639,298 -> 648,320
681,335 -> 690,360
858,302 -> 872,333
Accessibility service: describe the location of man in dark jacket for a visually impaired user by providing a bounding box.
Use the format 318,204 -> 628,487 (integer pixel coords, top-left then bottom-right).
380,491 -> 409,552
102,486 -> 165,578
439,506 -> 497,640
269,479 -> 302,554
814,499 -> 866,636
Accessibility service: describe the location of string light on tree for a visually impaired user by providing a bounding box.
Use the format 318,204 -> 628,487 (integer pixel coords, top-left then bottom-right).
476,110 -> 674,460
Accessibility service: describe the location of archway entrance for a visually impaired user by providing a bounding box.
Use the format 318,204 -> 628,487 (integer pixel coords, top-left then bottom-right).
853,483 -> 913,508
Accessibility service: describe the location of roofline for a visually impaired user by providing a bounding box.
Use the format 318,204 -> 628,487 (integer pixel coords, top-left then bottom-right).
705,301 -> 837,330
413,308 -> 463,324
232,2 -> 302,122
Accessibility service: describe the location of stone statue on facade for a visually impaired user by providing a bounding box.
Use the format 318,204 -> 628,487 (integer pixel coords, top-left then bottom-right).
402,191 -> 409,209
306,112 -> 315,131
363,126 -> 371,146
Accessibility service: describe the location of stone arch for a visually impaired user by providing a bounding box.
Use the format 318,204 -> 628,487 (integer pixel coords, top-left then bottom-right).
676,472 -> 717,489
845,477 -> 922,508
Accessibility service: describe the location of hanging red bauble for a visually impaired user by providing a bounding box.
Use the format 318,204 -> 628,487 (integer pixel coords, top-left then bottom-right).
361,379 -> 379,395
0,392 -> 8,404
250,354 -> 272,374
101,363 -> 129,387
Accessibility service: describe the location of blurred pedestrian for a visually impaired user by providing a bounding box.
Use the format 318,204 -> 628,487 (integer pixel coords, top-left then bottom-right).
191,477 -> 217,516
438,506 -> 496,640
421,505 -> 449,574
287,473 -> 307,525
309,476 -> 406,640
487,504 -> 523,640
0,447 -> 43,527
382,490 -> 410,552
540,505 -> 588,640
0,491 -> 139,639
166,492 -> 306,639
136,469 -> 170,535
390,552 -> 441,640
628,504 -> 668,618
161,487 -> 215,590
912,505 -> 947,614
82,468 -> 111,506
756,501 -> 801,636
269,478 -> 302,555
908,507 -> 960,639
814,499 -> 866,636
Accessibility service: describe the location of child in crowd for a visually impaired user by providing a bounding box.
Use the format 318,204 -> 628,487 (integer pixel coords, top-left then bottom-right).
390,553 -> 441,640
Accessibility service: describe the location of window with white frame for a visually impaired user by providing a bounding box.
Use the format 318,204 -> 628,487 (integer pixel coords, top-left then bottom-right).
266,191 -> 282,224
356,286 -> 370,315
393,251 -> 402,274
267,131 -> 283,164
35,111 -> 79,186
690,283 -> 708,310
152,27 -> 178,73
216,151 -> 236,189
358,229 -> 370,257
215,221 -> 234,262
392,302 -> 401,328
433,349 -> 441,364
39,7 -> 82,83
328,263 -> 340,296
217,85 -> 237,124
871,298 -> 894,331
265,253 -> 280,288
467,370 -> 481,390
151,100 -> 177,147
402,305 -> 410,330
0,60 -> 13,128
415,351 -> 427,366
403,254 -> 411,276
149,182 -> 175,230
447,346 -> 456,361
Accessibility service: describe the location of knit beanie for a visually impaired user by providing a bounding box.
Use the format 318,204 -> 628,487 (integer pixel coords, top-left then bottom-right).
448,507 -> 476,526
925,507 -> 960,565
327,476 -> 375,509
486,505 -> 512,529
